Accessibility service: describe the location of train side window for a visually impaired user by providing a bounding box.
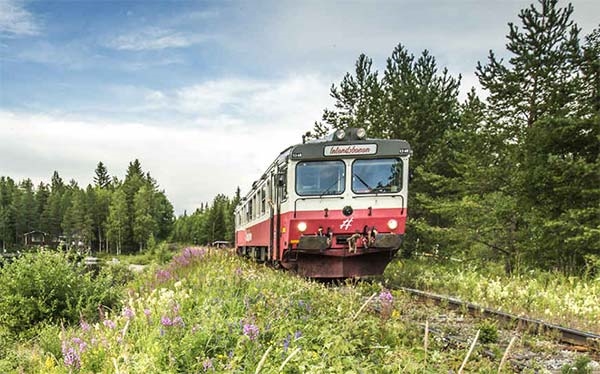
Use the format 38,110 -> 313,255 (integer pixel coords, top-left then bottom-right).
248,199 -> 253,221
261,187 -> 266,215
278,168 -> 288,201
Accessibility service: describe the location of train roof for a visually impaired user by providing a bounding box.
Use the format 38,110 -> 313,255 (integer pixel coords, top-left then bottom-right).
289,137 -> 411,161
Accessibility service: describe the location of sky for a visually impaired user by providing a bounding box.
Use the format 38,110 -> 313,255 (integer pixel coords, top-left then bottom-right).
1,0 -> 598,215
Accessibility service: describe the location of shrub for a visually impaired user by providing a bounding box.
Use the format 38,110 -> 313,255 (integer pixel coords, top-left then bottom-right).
0,250 -> 123,336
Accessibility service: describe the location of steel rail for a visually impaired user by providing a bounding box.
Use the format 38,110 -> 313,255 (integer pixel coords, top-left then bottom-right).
395,286 -> 600,351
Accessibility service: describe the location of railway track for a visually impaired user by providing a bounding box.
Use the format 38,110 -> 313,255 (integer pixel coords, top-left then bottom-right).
394,286 -> 600,352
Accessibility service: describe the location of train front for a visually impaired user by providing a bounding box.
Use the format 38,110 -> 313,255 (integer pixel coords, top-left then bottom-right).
281,128 -> 411,278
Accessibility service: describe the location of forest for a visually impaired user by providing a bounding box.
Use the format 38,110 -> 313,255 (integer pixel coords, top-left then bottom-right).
1,0 -> 598,274
307,0 -> 599,274
0,158 -> 239,254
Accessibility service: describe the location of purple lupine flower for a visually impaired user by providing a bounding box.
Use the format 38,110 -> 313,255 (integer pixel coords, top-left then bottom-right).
243,323 -> 259,341
379,289 -> 394,305
156,269 -> 172,282
294,330 -> 302,340
202,358 -> 213,372
80,320 -> 90,332
175,255 -> 190,266
161,316 -> 173,326
298,300 -> 311,312
122,306 -> 135,319
62,344 -> 81,369
283,334 -> 291,353
173,316 -> 185,327
103,319 -> 116,329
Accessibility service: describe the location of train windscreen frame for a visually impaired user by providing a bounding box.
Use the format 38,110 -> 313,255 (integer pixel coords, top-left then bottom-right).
351,158 -> 403,194
295,160 -> 346,196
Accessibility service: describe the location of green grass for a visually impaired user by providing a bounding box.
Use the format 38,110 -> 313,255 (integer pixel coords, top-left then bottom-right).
6,247 -> 509,373
5,248 -> 597,373
385,258 -> 600,333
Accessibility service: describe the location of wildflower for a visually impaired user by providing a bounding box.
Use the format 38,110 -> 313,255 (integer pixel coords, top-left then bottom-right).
379,289 -> 394,305
235,267 -> 243,276
161,316 -> 173,327
282,334 -> 291,353
172,303 -> 180,314
144,308 -> 151,317
173,316 -> 185,327
62,344 -> 81,369
243,323 -> 259,341
71,337 -> 87,352
156,269 -> 172,282
202,358 -> 214,372
122,306 -> 135,320
80,320 -> 90,332
294,330 -> 302,340
103,319 -> 116,329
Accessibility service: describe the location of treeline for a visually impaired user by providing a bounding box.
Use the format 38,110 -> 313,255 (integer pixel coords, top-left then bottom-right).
0,160 -> 174,253
171,189 -> 240,246
309,0 -> 599,274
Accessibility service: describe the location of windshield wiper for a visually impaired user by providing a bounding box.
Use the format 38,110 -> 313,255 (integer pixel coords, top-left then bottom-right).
319,175 -> 344,197
353,173 -> 373,191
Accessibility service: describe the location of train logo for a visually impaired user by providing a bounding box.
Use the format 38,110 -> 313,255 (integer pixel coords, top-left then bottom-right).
340,217 -> 353,230
234,127 -> 411,278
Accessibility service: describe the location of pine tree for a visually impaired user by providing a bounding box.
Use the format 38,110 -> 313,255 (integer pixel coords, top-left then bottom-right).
93,162 -> 111,189
122,159 -> 146,250
382,44 -> 461,166
476,0 -> 581,132
0,177 -> 17,249
14,179 -> 38,240
580,25 -> 600,116
313,54 -> 385,137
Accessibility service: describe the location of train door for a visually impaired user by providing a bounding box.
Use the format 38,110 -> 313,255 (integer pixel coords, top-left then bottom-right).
268,175 -> 275,260
270,166 -> 287,262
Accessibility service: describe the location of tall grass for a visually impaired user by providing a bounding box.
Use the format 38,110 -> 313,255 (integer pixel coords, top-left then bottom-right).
386,258 -> 600,333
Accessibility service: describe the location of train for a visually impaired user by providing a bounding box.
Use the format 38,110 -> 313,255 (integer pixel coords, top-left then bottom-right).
234,127 -> 411,278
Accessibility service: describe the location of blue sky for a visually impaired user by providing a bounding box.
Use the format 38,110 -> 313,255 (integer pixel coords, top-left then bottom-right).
1,0 -> 598,214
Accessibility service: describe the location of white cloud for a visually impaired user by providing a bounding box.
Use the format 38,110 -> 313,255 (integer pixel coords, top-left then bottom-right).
106,27 -> 207,51
0,74 -> 333,214
0,0 -> 40,36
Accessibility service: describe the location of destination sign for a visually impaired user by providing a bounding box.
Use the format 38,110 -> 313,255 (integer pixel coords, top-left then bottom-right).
324,144 -> 377,156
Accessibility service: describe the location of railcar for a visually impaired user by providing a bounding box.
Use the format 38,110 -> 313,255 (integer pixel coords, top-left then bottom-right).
234,128 -> 411,278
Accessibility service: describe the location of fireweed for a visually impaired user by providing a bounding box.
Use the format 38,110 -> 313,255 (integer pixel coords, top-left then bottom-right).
19,247 -> 593,373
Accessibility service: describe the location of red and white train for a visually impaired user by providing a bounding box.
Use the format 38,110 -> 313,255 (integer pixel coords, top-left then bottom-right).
234,128 -> 411,278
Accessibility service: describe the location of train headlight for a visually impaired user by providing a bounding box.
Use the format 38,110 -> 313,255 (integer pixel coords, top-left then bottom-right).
387,219 -> 398,230
356,127 -> 366,139
334,129 -> 345,141
297,222 -> 307,232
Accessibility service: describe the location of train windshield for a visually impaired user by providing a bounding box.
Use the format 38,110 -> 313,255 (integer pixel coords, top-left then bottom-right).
296,161 -> 345,196
352,158 -> 403,194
